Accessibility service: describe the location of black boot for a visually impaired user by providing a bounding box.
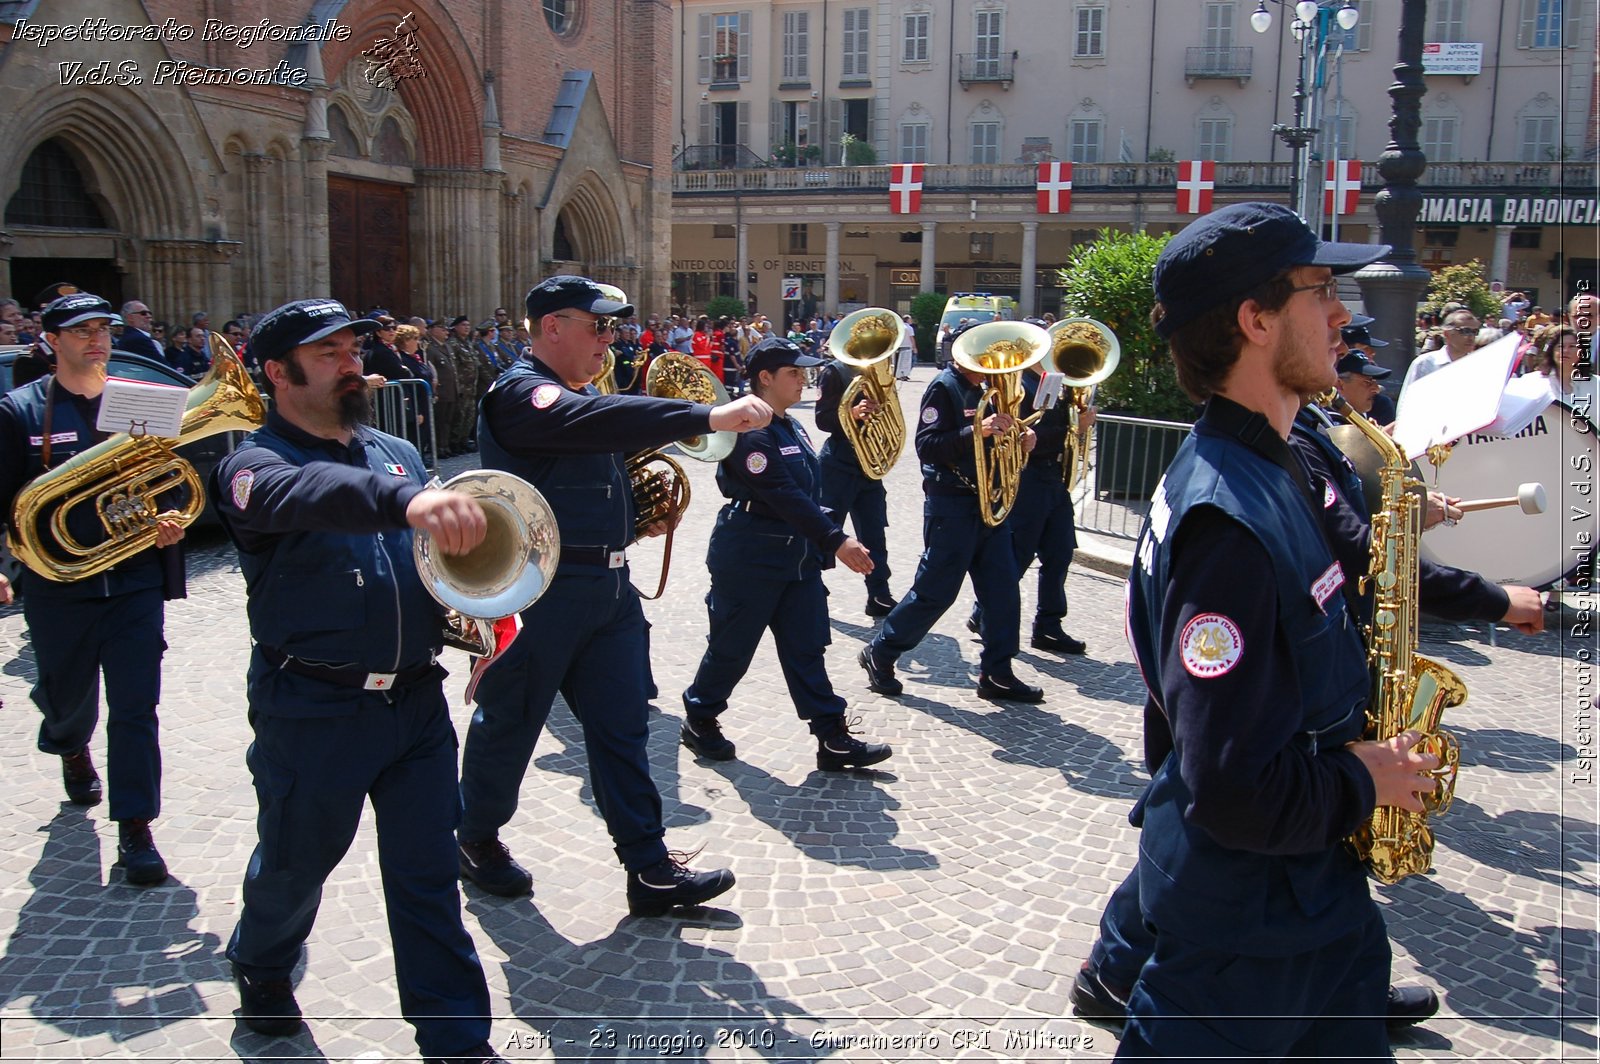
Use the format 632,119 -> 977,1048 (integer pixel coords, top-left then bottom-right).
681,718 -> 736,761
815,716 -> 893,771
458,837 -> 533,897
116,820 -> 168,886
976,673 -> 1045,703
61,747 -> 102,806
857,646 -> 903,696
235,966 -> 303,1037
626,853 -> 735,917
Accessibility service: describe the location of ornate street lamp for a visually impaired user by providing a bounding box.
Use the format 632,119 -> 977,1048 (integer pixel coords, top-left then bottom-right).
1252,1 -> 1360,219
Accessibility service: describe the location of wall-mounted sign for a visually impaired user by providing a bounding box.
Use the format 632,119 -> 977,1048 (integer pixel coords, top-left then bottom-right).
1418,195 -> 1598,227
1421,42 -> 1483,76
781,278 -> 803,300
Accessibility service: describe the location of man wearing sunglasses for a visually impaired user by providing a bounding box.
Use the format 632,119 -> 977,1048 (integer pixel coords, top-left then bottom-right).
1400,306 -> 1480,395
113,300 -> 164,361
458,275 -> 773,916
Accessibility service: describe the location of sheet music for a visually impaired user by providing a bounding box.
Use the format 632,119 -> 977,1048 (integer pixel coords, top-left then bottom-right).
96,376 -> 188,438
1392,331 -> 1522,459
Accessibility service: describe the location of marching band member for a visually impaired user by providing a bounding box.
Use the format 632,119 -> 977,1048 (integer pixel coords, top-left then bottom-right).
857,328 -> 1045,703
679,337 -> 892,770
0,292 -> 184,887
457,275 -> 771,915
815,353 -> 898,618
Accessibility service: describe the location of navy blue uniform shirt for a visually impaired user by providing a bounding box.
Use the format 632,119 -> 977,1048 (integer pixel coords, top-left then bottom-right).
716,414 -> 847,566
915,367 -> 982,494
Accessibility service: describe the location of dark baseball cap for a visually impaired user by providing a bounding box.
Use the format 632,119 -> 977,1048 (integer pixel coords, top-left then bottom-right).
249,299 -> 378,362
1336,350 -> 1392,379
1153,202 -> 1390,338
42,293 -> 114,332
524,275 -> 634,322
745,336 -> 821,378
1341,324 -> 1389,349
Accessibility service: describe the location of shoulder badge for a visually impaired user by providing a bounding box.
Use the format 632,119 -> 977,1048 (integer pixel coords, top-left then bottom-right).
920,405 -> 939,425
1323,481 -> 1337,508
1310,561 -> 1345,613
531,383 -> 562,409
745,451 -> 769,474
383,461 -> 409,477
1179,613 -> 1243,678
229,469 -> 254,510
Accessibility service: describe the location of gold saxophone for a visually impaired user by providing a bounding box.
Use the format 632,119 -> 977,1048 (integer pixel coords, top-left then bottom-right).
1334,398 -> 1467,885
952,321 -> 1050,526
828,308 -> 906,479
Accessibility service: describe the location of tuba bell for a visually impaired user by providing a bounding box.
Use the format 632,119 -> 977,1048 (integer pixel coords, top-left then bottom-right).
413,470 -> 561,655
10,333 -> 267,582
593,347 -> 618,394
952,321 -> 1051,526
827,308 -> 907,479
1045,317 -> 1120,491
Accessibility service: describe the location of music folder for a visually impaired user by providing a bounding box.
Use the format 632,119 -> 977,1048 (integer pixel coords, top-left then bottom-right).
96,376 -> 188,439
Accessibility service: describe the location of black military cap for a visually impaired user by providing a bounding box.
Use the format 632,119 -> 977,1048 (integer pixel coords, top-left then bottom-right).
449,315 -> 472,328
1153,202 -> 1389,339
1336,350 -> 1392,378
41,293 -> 114,332
524,275 -> 634,322
1340,324 -> 1389,349
33,281 -> 80,310
744,336 -> 821,379
249,298 -> 378,363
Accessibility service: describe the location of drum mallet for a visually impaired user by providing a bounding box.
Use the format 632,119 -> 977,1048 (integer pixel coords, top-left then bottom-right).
1456,482 -> 1547,515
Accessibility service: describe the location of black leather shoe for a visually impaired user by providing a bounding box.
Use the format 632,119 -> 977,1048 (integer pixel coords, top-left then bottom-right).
857,646 -> 903,696
236,967 -> 303,1037
1387,984 -> 1440,1030
626,854 -> 735,917
458,837 -> 533,897
1069,962 -> 1131,1023
815,717 -> 892,771
965,615 -> 981,635
681,718 -> 736,761
977,674 -> 1045,703
864,593 -> 898,618
116,820 -> 168,886
61,747 -> 102,806
1032,630 -> 1088,655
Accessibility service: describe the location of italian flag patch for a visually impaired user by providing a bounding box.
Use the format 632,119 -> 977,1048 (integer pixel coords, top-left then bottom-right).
384,462 -> 408,477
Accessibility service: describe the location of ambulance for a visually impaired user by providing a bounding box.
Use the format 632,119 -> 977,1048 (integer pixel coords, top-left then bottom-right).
939,292 -> 1019,331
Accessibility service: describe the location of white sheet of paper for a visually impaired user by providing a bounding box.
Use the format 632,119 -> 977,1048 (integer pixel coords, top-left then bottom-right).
1393,331 -> 1523,459
96,376 -> 188,438
1483,373 -> 1556,437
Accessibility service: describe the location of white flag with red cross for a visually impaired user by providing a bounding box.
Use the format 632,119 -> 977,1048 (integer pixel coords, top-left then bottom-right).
1324,159 -> 1362,215
1036,161 -> 1073,213
1176,161 -> 1215,214
889,164 -> 924,214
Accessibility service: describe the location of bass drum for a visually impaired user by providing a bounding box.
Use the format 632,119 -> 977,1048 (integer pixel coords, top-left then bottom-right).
1418,401 -> 1597,588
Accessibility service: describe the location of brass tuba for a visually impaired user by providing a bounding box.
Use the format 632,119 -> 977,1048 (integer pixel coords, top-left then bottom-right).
626,351 -> 736,598
1045,317 -> 1120,490
413,470 -> 561,655
593,347 -> 618,394
952,321 -> 1051,526
10,334 -> 266,582
828,308 -> 907,479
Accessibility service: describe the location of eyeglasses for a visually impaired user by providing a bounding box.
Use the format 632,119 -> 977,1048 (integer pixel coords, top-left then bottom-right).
129,309 -> 152,316
1447,324 -> 1479,335
1287,278 -> 1341,304
61,324 -> 112,340
551,313 -> 619,336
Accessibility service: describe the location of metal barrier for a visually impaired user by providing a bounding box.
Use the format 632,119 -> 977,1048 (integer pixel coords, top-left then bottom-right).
368,378 -> 438,476
1070,413 -> 1194,541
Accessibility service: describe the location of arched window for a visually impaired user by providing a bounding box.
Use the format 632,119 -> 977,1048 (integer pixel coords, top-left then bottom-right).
373,117 -> 413,166
328,105 -> 363,158
553,213 -> 577,261
5,139 -> 110,228
543,0 -> 580,36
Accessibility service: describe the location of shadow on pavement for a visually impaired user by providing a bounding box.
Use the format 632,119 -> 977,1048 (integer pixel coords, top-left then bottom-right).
1450,725 -> 1577,774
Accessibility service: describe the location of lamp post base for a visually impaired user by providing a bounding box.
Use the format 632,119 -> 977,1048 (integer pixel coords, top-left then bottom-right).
1353,261 -> 1431,379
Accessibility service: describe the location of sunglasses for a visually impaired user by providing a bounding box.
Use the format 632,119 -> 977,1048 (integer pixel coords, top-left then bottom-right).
552,313 -> 619,336
1448,325 -> 1478,335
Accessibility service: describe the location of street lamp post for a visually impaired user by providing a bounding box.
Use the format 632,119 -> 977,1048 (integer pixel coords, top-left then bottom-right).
1252,1 -> 1360,221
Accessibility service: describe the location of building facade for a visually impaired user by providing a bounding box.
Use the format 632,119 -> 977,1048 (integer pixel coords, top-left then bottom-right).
0,0 -> 674,320
669,0 -> 1598,326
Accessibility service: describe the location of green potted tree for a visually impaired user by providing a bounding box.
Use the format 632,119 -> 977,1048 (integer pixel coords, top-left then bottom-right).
1057,228 -> 1192,498
909,291 -> 945,364
840,133 -> 877,167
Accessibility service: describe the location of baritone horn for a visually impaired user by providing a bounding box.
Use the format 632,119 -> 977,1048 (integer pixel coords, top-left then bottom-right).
1045,317 -> 1120,490
413,470 -> 561,656
828,308 -> 907,479
626,352 -> 737,598
10,333 -> 266,582
952,321 -> 1051,526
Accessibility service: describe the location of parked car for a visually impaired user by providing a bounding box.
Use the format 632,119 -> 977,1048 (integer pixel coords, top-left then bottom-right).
0,345 -> 244,533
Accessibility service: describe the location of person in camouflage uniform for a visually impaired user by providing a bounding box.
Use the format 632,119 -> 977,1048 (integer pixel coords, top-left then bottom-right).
446,316 -> 479,454
420,319 -> 460,458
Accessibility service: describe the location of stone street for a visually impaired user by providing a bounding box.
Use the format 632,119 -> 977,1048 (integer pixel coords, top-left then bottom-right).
0,367 -> 1594,1061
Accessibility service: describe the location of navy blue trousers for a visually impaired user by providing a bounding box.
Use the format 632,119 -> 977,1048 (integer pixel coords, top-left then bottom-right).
458,567 -> 668,871
683,566 -> 845,728
818,462 -> 892,598
227,666 -> 489,1059
1117,902 -> 1391,1061
24,585 -> 164,821
1009,462 -> 1078,629
872,497 -> 1020,676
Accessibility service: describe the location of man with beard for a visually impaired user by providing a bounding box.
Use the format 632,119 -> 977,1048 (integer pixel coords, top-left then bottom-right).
210,299 -> 500,1062
1112,203 -> 1443,1058
0,293 -> 185,887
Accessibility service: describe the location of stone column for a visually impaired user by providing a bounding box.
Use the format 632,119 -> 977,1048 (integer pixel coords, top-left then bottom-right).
301,139 -> 332,295
1489,225 -> 1514,290
920,221 -> 937,293
736,220 -> 749,307
824,221 -> 841,313
1019,221 -> 1039,318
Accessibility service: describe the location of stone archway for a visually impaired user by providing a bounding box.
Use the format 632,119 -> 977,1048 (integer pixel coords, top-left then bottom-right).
548,176 -> 629,287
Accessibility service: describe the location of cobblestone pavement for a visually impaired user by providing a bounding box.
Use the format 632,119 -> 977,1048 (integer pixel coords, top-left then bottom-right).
0,367 -> 1594,1061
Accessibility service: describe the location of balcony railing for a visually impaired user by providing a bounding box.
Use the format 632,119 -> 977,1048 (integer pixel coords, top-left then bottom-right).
671,159 -> 1596,195
1184,45 -> 1253,82
673,144 -> 770,171
957,51 -> 1016,87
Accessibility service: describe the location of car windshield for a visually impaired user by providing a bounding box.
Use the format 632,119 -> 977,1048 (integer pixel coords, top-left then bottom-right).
941,310 -> 998,329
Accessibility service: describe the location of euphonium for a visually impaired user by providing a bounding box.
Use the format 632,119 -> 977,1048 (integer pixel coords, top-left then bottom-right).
414,470 -> 561,656
626,352 -> 736,598
593,347 -> 618,394
10,334 -> 266,582
1333,395 -> 1466,885
1045,317 -> 1120,490
828,308 -> 906,479
952,321 -> 1051,526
